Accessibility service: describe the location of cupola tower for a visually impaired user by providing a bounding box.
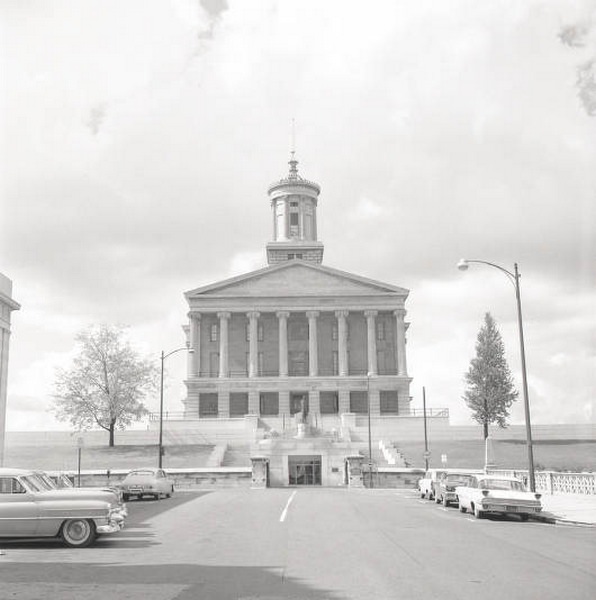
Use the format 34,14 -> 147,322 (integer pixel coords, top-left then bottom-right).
266,153 -> 324,265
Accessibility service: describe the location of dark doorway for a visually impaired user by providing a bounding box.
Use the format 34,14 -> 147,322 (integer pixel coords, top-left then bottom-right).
288,455 -> 322,486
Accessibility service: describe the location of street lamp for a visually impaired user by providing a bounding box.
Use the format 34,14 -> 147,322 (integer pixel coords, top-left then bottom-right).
367,371 -> 374,489
457,259 -> 536,491
159,345 -> 193,468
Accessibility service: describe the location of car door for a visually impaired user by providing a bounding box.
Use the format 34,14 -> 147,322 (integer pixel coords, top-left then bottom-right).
0,477 -> 39,536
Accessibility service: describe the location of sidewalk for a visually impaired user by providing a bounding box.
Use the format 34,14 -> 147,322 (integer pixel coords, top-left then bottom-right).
534,493 -> 596,526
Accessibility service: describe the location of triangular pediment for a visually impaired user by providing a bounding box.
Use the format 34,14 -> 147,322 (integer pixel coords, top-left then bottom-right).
185,261 -> 408,299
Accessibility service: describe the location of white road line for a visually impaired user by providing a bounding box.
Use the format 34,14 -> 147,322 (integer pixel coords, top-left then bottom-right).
280,490 -> 297,522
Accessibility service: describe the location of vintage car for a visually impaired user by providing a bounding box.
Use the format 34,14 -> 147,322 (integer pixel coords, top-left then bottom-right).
118,468 -> 175,501
434,471 -> 479,507
418,469 -> 448,500
456,474 -> 542,520
0,467 -> 125,547
35,471 -> 128,518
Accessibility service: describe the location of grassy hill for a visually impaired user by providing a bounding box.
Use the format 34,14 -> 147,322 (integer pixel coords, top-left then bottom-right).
397,438 -> 596,472
4,438 -> 594,474
4,443 -> 215,472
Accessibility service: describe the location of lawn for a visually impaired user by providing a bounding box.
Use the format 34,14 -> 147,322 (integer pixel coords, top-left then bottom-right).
4,443 -> 215,472
396,439 -> 596,472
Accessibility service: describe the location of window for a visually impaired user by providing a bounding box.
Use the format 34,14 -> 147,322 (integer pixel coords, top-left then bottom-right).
260,392 -> 279,415
349,391 -> 368,414
332,324 -> 338,340
199,393 -> 218,417
258,351 -> 264,375
380,390 -> 399,414
290,212 -> 299,226
376,321 -> 385,341
230,393 -> 249,417
320,392 -> 339,414
210,323 -> 218,342
332,351 -> 339,375
0,477 -> 25,494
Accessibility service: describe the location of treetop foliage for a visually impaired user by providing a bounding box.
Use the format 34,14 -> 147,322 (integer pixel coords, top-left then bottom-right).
463,312 -> 518,435
53,324 -> 158,443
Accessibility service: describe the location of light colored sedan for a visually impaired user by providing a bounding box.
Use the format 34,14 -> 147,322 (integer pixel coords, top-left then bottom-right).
456,474 -> 542,520
36,471 -> 128,518
118,468 -> 175,501
0,467 -> 125,547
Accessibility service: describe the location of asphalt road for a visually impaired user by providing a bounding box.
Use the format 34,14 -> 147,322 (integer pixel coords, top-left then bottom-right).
0,488 -> 594,600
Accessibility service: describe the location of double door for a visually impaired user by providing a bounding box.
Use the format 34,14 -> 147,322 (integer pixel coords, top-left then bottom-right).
288,455 -> 321,486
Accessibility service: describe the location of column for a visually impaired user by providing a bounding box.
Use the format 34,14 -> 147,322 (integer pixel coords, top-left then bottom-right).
364,310 -> 378,376
218,311 -> 231,378
394,309 -> 408,376
309,389 -> 320,421
306,311 -> 319,376
277,311 -> 289,376
188,314 -> 200,377
335,310 -> 349,376
247,311 -> 260,377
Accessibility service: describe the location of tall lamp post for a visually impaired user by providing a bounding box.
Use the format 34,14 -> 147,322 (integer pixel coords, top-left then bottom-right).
457,259 -> 536,491
367,371 -> 374,489
159,345 -> 193,468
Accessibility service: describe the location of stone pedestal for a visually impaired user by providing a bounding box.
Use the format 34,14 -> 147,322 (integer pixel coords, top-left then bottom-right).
345,454 -> 365,488
251,456 -> 269,489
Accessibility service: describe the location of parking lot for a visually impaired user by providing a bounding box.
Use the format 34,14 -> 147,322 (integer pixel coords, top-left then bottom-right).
1,488 -> 595,600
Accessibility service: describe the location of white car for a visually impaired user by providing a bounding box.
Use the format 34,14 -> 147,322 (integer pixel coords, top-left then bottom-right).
118,468 -> 175,501
0,468 -> 125,547
456,475 -> 542,521
418,469 -> 449,500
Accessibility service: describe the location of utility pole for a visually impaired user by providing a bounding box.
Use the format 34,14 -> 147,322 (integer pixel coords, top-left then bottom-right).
423,387 -> 429,471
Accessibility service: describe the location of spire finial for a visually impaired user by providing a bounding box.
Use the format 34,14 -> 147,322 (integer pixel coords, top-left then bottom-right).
289,118 -> 299,179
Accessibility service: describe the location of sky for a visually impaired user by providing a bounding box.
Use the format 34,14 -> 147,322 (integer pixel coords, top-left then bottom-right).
1,0 -> 595,432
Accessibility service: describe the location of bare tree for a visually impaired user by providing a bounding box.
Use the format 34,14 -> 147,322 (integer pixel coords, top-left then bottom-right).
463,313 -> 518,439
53,324 -> 158,446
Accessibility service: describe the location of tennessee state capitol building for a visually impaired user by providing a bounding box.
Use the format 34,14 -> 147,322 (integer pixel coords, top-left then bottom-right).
164,154 -> 426,486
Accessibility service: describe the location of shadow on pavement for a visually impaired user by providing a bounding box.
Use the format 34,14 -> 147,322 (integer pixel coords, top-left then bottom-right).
1,562 -> 342,599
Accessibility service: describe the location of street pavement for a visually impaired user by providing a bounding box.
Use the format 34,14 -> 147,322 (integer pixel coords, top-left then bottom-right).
1,488 -> 594,600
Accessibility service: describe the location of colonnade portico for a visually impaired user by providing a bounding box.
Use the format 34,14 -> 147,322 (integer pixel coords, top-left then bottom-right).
183,305 -> 411,420
186,307 -> 408,379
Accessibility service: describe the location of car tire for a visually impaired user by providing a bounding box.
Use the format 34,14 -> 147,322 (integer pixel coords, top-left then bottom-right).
166,486 -> 173,498
420,491 -> 425,499
473,505 -> 483,519
61,518 -> 97,548
123,494 -> 130,502
435,494 -> 442,504
443,496 -> 449,508
459,504 -> 467,513
519,514 -> 529,522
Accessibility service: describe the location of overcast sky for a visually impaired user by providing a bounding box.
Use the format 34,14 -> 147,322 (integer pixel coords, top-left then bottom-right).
1,0 -> 595,432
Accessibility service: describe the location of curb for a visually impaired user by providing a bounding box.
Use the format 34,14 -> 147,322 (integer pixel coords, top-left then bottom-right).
530,512 -> 596,527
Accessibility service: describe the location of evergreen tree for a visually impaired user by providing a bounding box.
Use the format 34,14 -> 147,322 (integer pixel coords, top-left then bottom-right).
53,324 -> 158,446
463,312 -> 518,439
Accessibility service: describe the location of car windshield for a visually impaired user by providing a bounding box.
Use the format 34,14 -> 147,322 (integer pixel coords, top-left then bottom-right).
128,470 -> 155,477
481,479 -> 525,491
446,475 -> 471,485
57,474 -> 74,488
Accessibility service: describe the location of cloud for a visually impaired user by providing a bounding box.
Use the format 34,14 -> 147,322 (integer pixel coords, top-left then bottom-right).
2,0 -> 595,430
